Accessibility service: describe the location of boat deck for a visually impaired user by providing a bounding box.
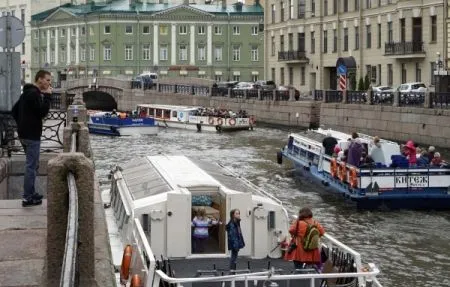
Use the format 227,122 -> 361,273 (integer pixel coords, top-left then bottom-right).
294,130 -> 331,143
163,257 -> 323,287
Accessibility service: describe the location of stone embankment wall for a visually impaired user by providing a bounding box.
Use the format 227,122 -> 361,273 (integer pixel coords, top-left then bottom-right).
119,90 -> 321,128
320,103 -> 450,148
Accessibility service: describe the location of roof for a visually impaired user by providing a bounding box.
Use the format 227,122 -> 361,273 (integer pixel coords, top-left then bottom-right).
31,0 -> 264,22
137,104 -> 200,110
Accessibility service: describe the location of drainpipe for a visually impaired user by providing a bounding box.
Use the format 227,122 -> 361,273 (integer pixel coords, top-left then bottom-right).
137,10 -> 140,76
358,1 -> 363,81
227,11 -> 231,81
444,0 -> 448,70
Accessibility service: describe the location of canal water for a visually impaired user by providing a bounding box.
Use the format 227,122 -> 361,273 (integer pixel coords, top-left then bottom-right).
91,127 -> 450,287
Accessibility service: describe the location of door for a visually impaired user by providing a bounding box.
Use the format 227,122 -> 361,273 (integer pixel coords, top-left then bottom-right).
400,19 -> 405,43
310,72 -> 316,91
412,18 -> 422,52
298,32 -> 305,52
227,192 -> 252,256
166,192 -> 190,257
329,67 -> 337,90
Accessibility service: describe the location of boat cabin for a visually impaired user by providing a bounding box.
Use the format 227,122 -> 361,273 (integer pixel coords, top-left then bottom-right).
137,104 -> 199,122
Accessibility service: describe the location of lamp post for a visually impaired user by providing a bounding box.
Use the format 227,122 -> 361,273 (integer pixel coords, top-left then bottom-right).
435,52 -> 443,93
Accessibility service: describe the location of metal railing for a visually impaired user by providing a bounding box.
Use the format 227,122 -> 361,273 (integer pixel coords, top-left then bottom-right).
384,41 -> 424,55
278,50 -> 309,61
60,132 -> 80,287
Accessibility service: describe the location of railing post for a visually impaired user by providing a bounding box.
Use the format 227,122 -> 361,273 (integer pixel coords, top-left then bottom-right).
342,90 -> 348,103
67,92 -> 87,125
60,91 -> 68,111
393,91 -> 400,107
366,89 -> 373,105
257,89 -> 262,100
227,88 -> 231,97
289,87 -> 295,101
424,92 -> 432,108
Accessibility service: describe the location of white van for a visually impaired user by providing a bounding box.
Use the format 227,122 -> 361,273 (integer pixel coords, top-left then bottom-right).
139,72 -> 158,81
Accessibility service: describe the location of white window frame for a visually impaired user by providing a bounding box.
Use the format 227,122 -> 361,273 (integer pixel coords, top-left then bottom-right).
215,46 -> 222,61
179,25 -> 187,35
81,26 -> 86,36
125,45 -> 133,61
70,47 -> 76,62
251,46 -> 259,61
104,25 -> 111,34
160,45 -> 168,61
50,48 -> 55,63
160,26 -> 168,35
233,75 -> 240,82
143,25 -> 150,34
71,28 -> 76,37
142,44 -> 151,60
232,45 -> 240,61
198,45 -> 206,61
179,45 -> 188,61
60,47 -> 66,63
233,26 -> 240,35
34,30 -> 39,39
51,29 -> 55,38
89,47 -> 95,61
104,45 -> 111,61
214,26 -> 222,35
198,26 -> 205,35
252,75 -> 259,82
80,46 -> 86,62
61,29 -> 65,37
125,25 -> 133,34
42,48 -> 47,63
252,26 -> 258,35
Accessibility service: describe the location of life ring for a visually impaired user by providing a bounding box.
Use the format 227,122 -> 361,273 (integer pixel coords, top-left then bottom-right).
349,167 -> 358,188
338,162 -> 347,182
130,274 -> 142,287
216,125 -> 222,132
229,118 -> 236,126
217,118 -> 223,125
330,158 -> 338,178
120,245 -> 133,283
208,117 -> 214,125
249,116 -> 256,125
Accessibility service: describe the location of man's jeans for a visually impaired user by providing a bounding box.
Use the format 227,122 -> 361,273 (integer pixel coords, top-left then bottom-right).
21,139 -> 40,200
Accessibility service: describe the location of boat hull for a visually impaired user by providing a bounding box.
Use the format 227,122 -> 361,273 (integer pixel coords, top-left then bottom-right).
156,119 -> 252,132
88,124 -> 159,136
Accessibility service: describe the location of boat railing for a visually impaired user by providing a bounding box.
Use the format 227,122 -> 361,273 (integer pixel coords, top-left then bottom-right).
152,263 -> 382,287
60,132 -> 80,287
129,218 -> 156,282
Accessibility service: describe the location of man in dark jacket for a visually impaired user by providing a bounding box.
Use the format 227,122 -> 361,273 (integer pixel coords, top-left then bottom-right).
12,70 -> 52,207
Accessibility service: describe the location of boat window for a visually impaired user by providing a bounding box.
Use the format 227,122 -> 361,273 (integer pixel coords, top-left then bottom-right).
149,108 -> 154,117
172,111 -> 178,118
164,109 -> 171,119
155,109 -> 162,118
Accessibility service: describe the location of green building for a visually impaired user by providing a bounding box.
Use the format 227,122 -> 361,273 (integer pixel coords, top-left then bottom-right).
30,0 -> 264,84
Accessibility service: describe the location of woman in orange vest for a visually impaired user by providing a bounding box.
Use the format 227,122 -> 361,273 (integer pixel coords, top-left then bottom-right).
284,207 -> 325,269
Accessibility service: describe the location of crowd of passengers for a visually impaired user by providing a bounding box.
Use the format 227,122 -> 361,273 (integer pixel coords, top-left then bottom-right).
192,107 -> 249,118
323,132 -> 447,168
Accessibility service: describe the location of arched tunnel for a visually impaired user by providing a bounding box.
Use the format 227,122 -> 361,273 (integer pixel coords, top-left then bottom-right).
82,91 -> 118,111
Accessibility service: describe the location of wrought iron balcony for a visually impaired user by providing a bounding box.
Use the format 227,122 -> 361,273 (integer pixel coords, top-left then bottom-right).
278,50 -> 309,63
384,41 -> 425,56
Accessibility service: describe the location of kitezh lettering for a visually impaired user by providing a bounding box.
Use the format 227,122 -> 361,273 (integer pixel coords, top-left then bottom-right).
395,176 -> 428,188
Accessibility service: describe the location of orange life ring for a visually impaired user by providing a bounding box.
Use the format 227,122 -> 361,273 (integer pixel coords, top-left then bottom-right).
130,274 -> 142,287
208,117 -> 214,125
229,118 -> 236,126
120,245 -> 133,283
349,167 -> 358,188
339,162 -> 347,182
217,118 -> 223,125
249,116 -> 256,125
330,158 -> 338,178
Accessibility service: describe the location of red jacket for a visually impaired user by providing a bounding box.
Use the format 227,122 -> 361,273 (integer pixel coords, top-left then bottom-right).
284,218 -> 325,263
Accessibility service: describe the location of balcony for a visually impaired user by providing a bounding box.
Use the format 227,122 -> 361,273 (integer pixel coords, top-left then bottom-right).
384,41 -> 426,58
278,50 -> 309,63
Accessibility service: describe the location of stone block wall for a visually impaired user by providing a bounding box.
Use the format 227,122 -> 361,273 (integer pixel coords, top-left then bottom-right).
320,103 -> 450,148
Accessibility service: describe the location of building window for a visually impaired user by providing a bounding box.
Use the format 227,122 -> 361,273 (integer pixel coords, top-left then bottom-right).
179,25 -> 187,34
387,64 -> 393,86
289,0 -> 294,19
366,25 -> 371,48
179,45 -> 188,61
80,46 -> 86,62
366,0 -> 371,8
333,0 -> 337,15
198,45 -> 206,61
143,26 -> 150,34
343,0 -> 348,12
298,0 -> 305,18
103,45 -> 111,61
233,75 -> 240,82
298,32 -> 306,53
430,62 -> 436,86
60,47 -> 66,63
355,27 -> 359,50
280,35 -> 284,52
21,42 -> 25,55
125,45 -> 133,60
280,68 -> 285,85
377,64 -> 381,85
143,45 -> 151,60
34,31 -> 38,39
251,46 -> 259,61
311,0 -> 315,17
280,2 -> 285,22
431,16 -> 437,42
289,67 -> 294,85
50,48 -> 55,63
232,45 -> 240,61
271,36 -> 275,56
387,22 -> 393,42
70,47 -> 76,62
11,10 -> 15,16
252,26 -> 258,35
252,75 -> 259,82
215,75 -> 222,82
72,28 -> 76,37
160,45 -> 168,60
343,28 -> 348,51
42,31 -> 46,38
333,29 -> 337,52
198,26 -> 205,35
324,0 -> 328,16
323,31 -> 328,53
233,26 -> 240,35
21,9 -> 25,23
401,63 -> 407,83
61,29 -> 65,37
271,68 -> 276,81
415,63 -> 421,82
377,23 -> 381,48
301,66 -> 305,85
215,46 -> 222,61
34,49 -> 39,64
89,47 -> 95,61
288,33 -> 293,50
214,26 -> 222,35
42,48 -> 47,63
81,26 -> 86,36
104,25 -> 111,34
271,4 -> 276,23
310,31 -> 315,54
51,29 -> 55,38
355,0 -> 359,10
160,25 -> 168,35
89,26 -> 94,36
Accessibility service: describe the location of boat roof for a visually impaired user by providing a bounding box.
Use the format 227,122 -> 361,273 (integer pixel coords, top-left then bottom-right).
137,104 -> 200,111
119,156 -> 270,201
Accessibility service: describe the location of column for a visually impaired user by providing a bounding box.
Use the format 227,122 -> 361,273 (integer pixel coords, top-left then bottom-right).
171,24 -> 176,65
153,23 -> 159,66
55,28 -> 59,65
190,25 -> 195,65
67,27 -> 71,64
47,28 -> 51,64
207,24 -> 212,66
75,26 -> 80,64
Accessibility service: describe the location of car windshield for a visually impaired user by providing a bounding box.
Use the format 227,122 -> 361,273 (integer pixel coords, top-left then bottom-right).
400,85 -> 409,90
413,84 -> 426,89
380,87 -> 391,91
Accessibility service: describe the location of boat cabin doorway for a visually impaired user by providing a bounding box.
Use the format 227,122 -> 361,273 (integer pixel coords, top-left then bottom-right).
190,190 -> 227,255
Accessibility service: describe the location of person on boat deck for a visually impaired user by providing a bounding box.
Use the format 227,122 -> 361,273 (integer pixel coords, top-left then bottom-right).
415,147 -> 422,159
226,209 -> 245,271
369,136 -> 385,164
417,151 -> 430,167
347,133 -> 364,167
284,207 -> 325,270
322,134 -> 338,156
427,146 -> 436,162
332,146 -> 341,158
111,109 -> 118,117
431,152 -> 443,167
404,141 -> 417,166
191,207 -> 220,253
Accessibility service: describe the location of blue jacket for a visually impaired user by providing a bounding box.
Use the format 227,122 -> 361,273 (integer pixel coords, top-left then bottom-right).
226,220 -> 245,251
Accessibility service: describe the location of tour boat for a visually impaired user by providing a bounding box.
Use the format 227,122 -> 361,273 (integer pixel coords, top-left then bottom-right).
102,155 -> 382,287
136,104 -> 255,132
88,112 -> 159,136
277,128 -> 450,210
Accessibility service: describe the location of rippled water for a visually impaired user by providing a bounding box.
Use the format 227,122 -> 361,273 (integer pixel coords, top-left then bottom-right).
91,127 -> 450,287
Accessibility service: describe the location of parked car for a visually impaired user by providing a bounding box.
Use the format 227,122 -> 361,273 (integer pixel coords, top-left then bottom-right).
254,80 -> 276,90
372,86 -> 394,103
233,82 -> 256,90
398,82 -> 427,105
398,82 -> 427,94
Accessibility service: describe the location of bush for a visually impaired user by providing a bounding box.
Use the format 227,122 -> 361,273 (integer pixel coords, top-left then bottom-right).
357,77 -> 364,91
364,74 -> 370,90
349,74 -> 357,91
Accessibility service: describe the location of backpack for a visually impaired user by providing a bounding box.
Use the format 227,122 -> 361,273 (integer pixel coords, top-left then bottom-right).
302,221 -> 320,251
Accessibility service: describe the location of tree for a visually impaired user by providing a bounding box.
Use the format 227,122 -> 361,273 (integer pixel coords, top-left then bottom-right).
349,74 -> 357,91
364,74 -> 370,90
357,77 -> 364,91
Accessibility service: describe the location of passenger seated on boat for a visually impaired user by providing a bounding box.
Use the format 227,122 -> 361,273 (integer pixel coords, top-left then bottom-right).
390,155 -> 409,168
347,134 -> 364,167
404,141 -> 417,167
359,152 -> 374,168
431,152 -> 443,167
322,134 -> 338,156
417,151 -> 430,167
427,146 -> 436,162
191,207 -> 220,253
111,109 -> 118,118
332,146 -> 341,158
369,136 -> 385,165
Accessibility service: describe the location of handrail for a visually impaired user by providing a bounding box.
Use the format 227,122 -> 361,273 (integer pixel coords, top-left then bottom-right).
60,132 -> 79,287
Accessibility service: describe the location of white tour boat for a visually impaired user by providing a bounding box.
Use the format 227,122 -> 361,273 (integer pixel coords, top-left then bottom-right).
102,155 -> 382,287
136,104 -> 255,132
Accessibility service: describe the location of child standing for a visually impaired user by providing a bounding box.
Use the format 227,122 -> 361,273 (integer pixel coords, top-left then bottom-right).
192,207 -> 219,253
226,209 -> 245,271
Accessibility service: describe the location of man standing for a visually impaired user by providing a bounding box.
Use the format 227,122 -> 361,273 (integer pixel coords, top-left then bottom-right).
12,70 -> 53,207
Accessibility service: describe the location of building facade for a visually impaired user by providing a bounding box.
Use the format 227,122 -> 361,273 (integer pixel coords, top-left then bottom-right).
264,0 -> 448,92
30,0 -> 264,84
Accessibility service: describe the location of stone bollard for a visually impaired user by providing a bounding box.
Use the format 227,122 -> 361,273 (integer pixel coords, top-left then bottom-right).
66,92 -> 88,124
227,88 -> 231,97
46,152 -> 95,286
60,91 -> 67,111
273,89 -> 277,101
289,87 -> 295,101
342,90 -> 348,103
257,89 -> 262,100
366,89 -> 373,105
424,92 -> 431,108
63,122 -> 92,158
393,91 -> 400,107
